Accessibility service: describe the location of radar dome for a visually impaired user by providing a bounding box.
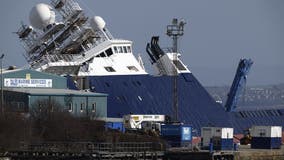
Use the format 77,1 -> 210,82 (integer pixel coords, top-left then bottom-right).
90,16 -> 106,30
29,3 -> 55,30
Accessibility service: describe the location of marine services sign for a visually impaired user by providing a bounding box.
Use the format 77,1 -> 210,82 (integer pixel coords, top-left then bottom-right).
4,78 -> 52,88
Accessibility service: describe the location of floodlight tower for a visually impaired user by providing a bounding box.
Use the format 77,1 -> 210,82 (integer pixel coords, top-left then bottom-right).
166,18 -> 186,122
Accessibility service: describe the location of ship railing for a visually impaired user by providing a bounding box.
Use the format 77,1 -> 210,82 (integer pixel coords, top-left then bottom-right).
54,30 -> 81,54
44,54 -> 75,63
30,58 -> 48,69
75,38 -> 109,63
50,0 -> 63,9
83,36 -> 108,54
22,34 -> 42,52
68,0 -> 82,11
60,0 -> 83,21
104,28 -> 114,40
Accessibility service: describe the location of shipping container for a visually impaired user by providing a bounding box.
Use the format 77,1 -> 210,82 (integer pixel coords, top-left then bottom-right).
160,124 -> 192,147
105,122 -> 125,132
201,127 -> 234,150
251,126 -> 282,149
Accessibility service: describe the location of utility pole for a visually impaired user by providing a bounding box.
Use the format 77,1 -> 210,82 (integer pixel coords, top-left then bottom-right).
0,54 -> 4,115
166,19 -> 186,122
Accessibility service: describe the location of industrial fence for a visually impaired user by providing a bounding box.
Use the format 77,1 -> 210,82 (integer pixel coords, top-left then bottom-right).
19,141 -> 165,153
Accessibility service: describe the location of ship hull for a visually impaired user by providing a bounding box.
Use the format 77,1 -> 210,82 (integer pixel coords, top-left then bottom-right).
86,73 -> 232,132
73,72 -> 284,134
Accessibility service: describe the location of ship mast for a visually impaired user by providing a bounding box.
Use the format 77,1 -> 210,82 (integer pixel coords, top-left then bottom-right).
166,18 -> 186,122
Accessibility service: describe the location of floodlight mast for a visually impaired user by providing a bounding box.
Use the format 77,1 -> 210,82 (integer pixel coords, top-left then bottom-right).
167,18 -> 186,52
166,18 -> 186,122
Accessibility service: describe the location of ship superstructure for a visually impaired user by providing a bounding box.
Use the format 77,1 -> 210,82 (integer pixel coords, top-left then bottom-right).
16,0 -> 190,77
16,0 -> 284,134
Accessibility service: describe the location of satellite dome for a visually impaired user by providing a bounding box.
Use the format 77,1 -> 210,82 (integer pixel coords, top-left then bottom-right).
29,3 -> 55,30
90,16 -> 106,30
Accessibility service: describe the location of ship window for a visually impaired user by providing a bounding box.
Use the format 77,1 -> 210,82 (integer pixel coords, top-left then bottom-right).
92,103 -> 96,113
258,111 -> 262,117
249,112 -> 254,117
123,46 -> 127,53
256,111 -> 260,117
136,81 -> 141,86
127,46 -> 132,53
270,110 -> 275,116
105,48 -> 113,57
173,60 -> 186,70
242,112 -> 247,118
256,111 -> 261,117
127,66 -> 138,72
246,111 -> 250,117
257,111 -> 261,117
239,112 -> 245,118
244,111 -> 249,117
137,96 -> 143,101
273,110 -> 279,116
97,52 -> 106,57
118,47 -> 123,53
267,110 -> 273,116
270,110 -> 276,116
249,111 -> 254,117
262,110 -> 268,117
113,46 -> 118,53
263,110 -> 268,117
105,67 -> 116,72
277,110 -> 282,116
237,112 -> 243,118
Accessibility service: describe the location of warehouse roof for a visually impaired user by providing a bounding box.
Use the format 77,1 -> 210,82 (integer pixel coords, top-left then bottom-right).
3,68 -> 64,79
4,88 -> 107,97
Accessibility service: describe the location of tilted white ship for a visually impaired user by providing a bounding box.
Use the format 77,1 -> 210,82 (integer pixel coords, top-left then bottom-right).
16,0 -> 284,133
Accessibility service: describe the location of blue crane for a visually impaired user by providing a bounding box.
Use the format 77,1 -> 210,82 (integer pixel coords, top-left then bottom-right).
225,59 -> 253,112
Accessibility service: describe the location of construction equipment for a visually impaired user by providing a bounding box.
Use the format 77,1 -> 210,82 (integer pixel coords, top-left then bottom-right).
123,114 -> 165,133
225,59 -> 253,112
240,129 -> 252,145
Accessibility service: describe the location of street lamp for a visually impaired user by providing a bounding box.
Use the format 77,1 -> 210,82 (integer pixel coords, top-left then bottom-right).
0,54 -> 4,115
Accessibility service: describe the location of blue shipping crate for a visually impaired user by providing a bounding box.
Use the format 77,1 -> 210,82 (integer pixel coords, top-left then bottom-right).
161,124 -> 192,142
181,126 -> 192,141
219,139 -> 234,150
105,122 -> 125,133
161,124 -> 181,136
251,137 -> 282,149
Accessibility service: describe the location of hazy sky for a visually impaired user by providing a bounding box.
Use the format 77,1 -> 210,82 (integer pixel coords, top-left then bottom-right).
0,0 -> 283,86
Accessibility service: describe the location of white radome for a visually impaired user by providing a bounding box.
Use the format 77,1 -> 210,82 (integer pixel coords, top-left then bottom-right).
29,3 -> 55,30
90,16 -> 106,31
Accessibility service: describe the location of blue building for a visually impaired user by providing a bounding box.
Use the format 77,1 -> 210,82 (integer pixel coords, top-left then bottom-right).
1,68 -> 107,118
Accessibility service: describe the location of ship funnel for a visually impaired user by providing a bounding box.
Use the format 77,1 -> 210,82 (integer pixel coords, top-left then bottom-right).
29,3 -> 56,30
90,16 -> 106,31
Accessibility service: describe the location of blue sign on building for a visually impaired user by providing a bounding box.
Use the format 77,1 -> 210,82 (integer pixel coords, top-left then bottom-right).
181,126 -> 192,141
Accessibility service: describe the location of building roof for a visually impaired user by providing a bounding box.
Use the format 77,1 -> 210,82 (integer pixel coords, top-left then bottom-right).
2,68 -> 63,79
4,88 -> 107,97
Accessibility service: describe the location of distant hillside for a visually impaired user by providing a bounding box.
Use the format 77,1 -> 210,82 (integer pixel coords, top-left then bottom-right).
205,84 -> 284,109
